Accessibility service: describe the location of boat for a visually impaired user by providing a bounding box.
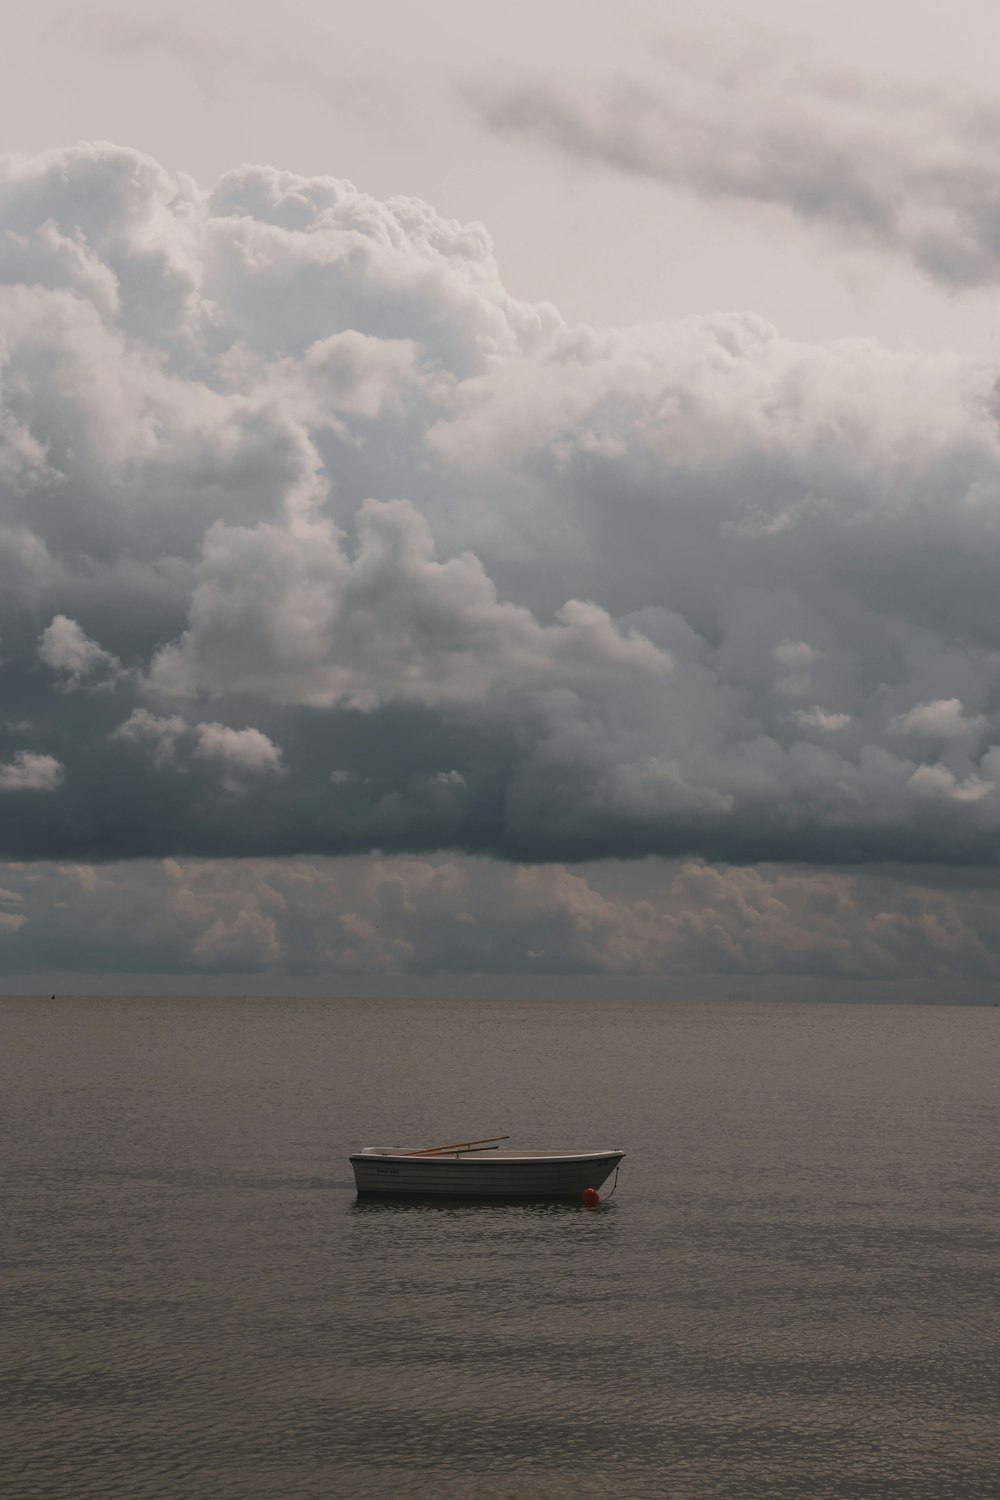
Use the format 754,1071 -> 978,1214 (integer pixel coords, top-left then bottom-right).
349,1135 -> 625,1198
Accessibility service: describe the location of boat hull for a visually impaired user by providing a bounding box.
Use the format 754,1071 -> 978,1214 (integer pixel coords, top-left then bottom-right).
350,1149 -> 625,1198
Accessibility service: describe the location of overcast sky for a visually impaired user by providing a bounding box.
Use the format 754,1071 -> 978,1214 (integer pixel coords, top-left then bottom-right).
3,1 -> 1000,995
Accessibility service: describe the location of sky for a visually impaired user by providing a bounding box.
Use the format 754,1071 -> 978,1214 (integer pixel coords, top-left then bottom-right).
3,0 -> 1000,997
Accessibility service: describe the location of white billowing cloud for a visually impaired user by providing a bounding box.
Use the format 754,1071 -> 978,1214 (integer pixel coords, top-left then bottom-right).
909,764 -> 993,803
794,708 -> 852,732
38,615 -> 121,688
111,711 -> 284,784
0,752 -> 64,792
149,498 -> 672,709
269,330 -> 421,423
111,708 -> 188,768
203,159 -> 560,367
471,32 -> 1000,288
891,698 -> 986,739
772,642 -> 820,700
193,723 -> 284,777
773,640 -> 819,669
5,143 -> 1000,866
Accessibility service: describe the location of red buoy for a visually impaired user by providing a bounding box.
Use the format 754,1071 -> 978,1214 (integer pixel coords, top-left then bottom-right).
581,1187 -> 600,1208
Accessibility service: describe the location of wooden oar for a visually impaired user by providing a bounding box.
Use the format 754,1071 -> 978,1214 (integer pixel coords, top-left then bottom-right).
403,1144 -> 502,1157
405,1135 -> 509,1156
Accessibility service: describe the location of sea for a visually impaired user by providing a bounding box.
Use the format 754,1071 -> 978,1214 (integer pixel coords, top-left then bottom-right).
2,995 -> 998,1500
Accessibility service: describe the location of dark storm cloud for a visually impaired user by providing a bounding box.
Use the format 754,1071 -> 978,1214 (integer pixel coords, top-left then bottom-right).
469,37 -> 1000,288
5,143 -> 1000,866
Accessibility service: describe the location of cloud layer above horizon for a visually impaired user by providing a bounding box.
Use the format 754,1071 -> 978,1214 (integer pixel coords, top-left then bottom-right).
4,142 -> 1000,870
5,854 -> 1000,991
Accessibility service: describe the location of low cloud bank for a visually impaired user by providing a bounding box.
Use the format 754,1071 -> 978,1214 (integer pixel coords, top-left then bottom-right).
2,856 -> 1000,990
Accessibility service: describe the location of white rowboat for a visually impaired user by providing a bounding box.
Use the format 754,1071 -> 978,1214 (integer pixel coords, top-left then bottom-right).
350,1143 -> 625,1198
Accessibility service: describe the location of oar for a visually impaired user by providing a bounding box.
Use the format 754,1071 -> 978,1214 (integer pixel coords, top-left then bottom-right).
405,1135 -> 509,1156
405,1144 -> 502,1157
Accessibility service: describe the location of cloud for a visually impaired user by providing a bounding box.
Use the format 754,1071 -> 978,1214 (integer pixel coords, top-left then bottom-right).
891,698 -> 986,739
4,143 -> 1000,867
909,764 -> 993,803
0,752 -> 65,793
110,708 -> 187,768
1,854 -> 1000,989
794,708 -> 851,732
66,11 -> 404,135
772,640 -> 819,669
111,709 -> 283,783
147,499 -> 672,709
469,33 -> 1000,288
193,723 -> 284,778
38,615 -> 122,689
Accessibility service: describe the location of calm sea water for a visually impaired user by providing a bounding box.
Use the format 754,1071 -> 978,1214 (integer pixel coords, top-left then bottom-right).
1,996 -> 998,1499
